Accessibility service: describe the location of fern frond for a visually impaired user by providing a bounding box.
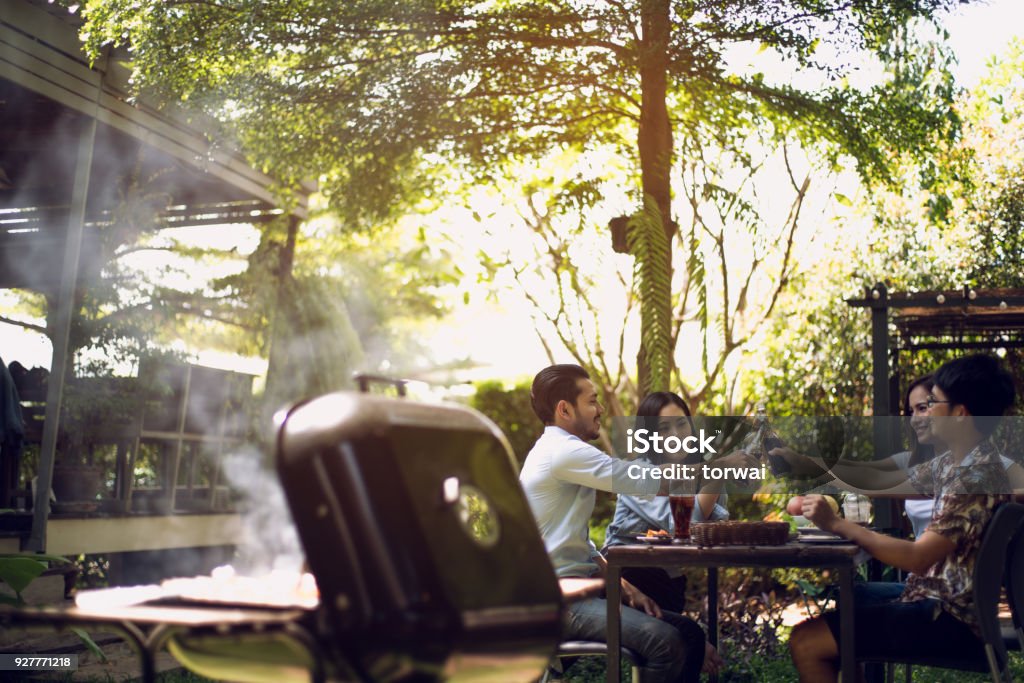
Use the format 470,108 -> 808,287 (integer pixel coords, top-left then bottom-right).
628,196 -> 672,392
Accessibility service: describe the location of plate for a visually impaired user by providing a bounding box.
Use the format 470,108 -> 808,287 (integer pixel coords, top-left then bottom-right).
797,531 -> 846,544
635,535 -> 673,545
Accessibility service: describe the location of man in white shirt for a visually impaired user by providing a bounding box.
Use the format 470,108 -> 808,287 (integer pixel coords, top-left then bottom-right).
519,364 -> 712,682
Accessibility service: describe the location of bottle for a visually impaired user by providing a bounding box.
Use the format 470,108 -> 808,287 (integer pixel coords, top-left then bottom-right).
843,493 -> 868,524
742,403 -> 770,460
748,403 -> 790,475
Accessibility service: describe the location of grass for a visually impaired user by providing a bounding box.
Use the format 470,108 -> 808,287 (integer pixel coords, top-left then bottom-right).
14,644 -> 1024,682
553,649 -> 1024,682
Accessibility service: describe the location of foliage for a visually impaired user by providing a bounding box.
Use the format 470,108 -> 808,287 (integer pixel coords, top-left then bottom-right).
75,554 -> 111,591
155,211 -> 458,409
628,198 -> 672,392
472,138 -> 816,417
0,555 -> 48,605
713,592 -> 790,681
293,217 -> 459,376
751,37 -> 1024,420
77,0 -> 968,208
469,380 -> 540,467
959,40 -> 1024,289
0,553 -> 72,607
76,0 -> 973,397
472,162 -> 641,419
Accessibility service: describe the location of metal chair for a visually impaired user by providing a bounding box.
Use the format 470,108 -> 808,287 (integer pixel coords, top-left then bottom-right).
539,640 -> 643,683
1003,504 -> 1024,654
864,502 -> 1024,683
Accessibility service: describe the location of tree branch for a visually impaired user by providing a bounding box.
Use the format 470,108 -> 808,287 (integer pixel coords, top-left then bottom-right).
0,315 -> 47,336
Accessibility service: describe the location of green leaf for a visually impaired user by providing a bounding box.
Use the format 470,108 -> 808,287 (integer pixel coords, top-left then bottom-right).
627,196 -> 672,392
795,578 -> 824,598
0,556 -> 47,595
1,553 -> 71,565
71,628 -> 108,663
834,193 -> 853,207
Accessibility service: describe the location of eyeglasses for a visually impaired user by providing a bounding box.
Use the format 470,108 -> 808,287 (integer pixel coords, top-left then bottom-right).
926,396 -> 952,409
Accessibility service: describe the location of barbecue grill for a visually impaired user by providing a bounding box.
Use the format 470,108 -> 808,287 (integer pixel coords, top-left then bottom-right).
1,390 -> 564,682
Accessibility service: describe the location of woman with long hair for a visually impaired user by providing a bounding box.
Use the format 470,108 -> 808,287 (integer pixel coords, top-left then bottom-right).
602,391 -> 728,610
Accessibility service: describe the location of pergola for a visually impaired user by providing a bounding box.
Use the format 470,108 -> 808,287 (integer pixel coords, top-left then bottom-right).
846,283 -> 1024,529
1,1 -> 308,552
848,283 -> 1024,414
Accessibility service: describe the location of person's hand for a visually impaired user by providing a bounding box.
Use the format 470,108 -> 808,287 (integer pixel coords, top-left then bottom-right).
802,494 -> 840,533
621,580 -> 662,619
716,449 -> 758,469
770,447 -> 822,476
701,641 -> 724,675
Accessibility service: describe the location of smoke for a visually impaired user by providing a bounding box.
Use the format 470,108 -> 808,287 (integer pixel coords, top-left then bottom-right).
263,274 -> 365,414
220,447 -> 306,574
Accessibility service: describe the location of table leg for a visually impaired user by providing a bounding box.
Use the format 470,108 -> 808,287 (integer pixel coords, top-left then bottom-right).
839,565 -> 856,683
708,566 -> 719,683
607,564 -> 622,683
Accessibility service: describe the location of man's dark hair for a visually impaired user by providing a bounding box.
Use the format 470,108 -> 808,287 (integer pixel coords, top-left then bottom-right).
531,364 -> 590,425
933,354 -> 1016,435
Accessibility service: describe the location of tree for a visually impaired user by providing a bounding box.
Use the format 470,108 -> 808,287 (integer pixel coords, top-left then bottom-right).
473,130 -> 814,417
0,190 -> 455,412
181,212 -> 460,408
0,162 -> 199,376
79,0 -> 971,393
750,37 -> 1024,419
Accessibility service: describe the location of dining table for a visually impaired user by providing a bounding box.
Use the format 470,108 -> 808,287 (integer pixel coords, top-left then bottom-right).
604,539 -> 871,683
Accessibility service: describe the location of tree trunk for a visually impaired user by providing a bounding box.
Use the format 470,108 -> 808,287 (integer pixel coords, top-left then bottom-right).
263,215 -> 300,419
636,0 -> 674,396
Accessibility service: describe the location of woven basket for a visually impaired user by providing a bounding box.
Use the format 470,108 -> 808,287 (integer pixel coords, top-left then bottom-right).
691,521 -> 789,547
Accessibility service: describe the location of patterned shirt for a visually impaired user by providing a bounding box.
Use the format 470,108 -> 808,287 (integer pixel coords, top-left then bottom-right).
900,439 -> 1011,633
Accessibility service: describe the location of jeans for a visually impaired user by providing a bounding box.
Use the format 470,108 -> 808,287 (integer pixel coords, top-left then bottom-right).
565,597 -> 705,683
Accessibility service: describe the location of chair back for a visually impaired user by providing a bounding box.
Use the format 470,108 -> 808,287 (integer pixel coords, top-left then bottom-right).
1002,502 -> 1024,651
974,501 -> 1024,679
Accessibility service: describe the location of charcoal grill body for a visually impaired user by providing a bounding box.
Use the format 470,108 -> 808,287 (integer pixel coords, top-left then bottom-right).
276,393 -> 562,681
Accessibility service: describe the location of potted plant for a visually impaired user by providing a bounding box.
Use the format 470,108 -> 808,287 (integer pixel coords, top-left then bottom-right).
51,377 -> 142,509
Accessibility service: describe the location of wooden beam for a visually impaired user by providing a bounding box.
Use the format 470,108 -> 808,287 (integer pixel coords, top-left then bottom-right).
26,106 -> 98,552
46,514 -> 243,555
1,1 -> 308,217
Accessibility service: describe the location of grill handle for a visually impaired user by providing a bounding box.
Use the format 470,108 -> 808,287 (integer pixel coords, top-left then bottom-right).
352,373 -> 407,396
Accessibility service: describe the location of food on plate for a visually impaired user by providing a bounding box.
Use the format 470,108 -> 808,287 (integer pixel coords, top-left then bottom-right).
645,529 -> 670,537
786,495 -> 805,516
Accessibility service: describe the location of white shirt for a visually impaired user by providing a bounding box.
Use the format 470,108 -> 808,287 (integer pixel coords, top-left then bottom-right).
519,426 -> 661,577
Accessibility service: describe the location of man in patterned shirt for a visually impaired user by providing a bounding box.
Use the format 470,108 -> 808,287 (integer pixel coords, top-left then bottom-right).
789,354 -> 1015,682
